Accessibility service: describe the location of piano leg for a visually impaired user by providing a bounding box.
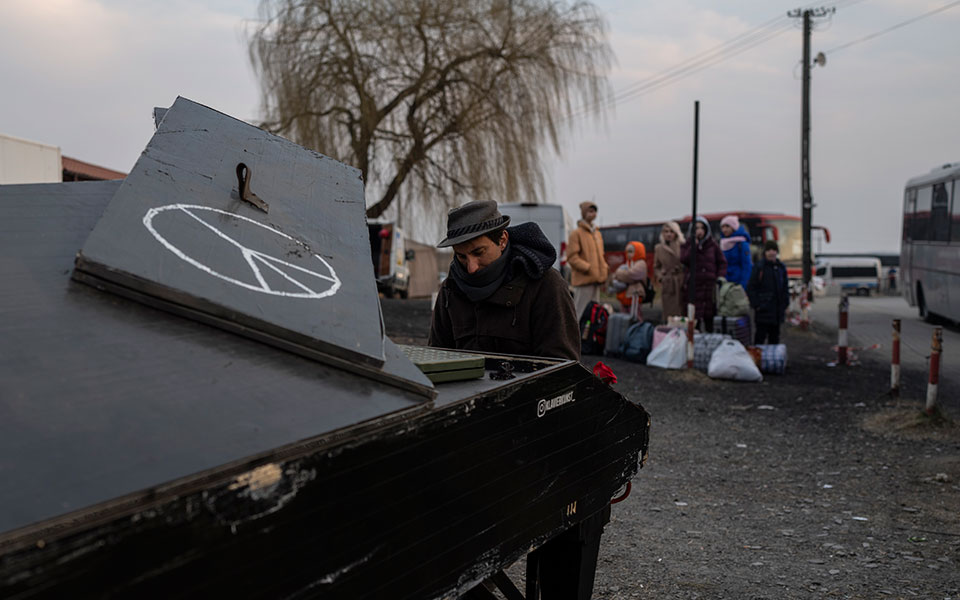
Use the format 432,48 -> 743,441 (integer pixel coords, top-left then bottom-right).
528,504 -> 611,600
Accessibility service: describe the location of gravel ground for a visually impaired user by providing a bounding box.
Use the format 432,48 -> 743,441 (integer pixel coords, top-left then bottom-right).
381,298 -> 960,600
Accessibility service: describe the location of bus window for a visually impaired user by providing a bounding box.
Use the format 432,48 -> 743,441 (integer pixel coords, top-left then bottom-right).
953,180 -> 960,243
903,189 -> 916,241
931,182 -> 951,242
602,227 -> 629,253
769,219 -> 802,262
913,186 -> 932,241
831,266 -> 880,278
950,179 -> 960,244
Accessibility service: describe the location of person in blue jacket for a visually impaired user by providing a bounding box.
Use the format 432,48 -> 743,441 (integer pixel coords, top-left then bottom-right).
719,215 -> 752,289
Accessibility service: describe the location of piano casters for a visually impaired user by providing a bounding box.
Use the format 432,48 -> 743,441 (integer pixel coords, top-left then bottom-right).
463,505 -> 612,600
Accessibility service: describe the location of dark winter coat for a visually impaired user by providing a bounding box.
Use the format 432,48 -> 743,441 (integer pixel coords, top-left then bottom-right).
428,269 -> 580,360
680,225 -> 727,323
747,258 -> 789,324
429,223 -> 580,361
721,225 -> 753,289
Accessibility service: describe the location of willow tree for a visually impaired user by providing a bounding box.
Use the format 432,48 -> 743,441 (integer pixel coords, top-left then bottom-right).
249,0 -> 612,219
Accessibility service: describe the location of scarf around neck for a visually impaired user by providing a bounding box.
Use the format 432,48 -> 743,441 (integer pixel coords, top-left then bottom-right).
446,222 -> 557,302
449,243 -> 513,302
720,235 -> 747,252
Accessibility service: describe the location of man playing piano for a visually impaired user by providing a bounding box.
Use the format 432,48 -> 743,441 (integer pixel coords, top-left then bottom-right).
429,200 -> 580,361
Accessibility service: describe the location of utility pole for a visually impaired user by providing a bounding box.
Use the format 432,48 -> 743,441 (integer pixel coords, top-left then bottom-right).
789,6 -> 833,301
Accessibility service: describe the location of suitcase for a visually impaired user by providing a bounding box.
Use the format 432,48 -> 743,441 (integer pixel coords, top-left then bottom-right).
604,298 -> 639,357
693,333 -> 731,371
757,344 -> 788,374
714,315 -> 752,347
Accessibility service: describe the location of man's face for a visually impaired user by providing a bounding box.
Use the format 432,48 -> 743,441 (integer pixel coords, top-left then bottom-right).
764,249 -> 778,262
453,231 -> 508,275
582,207 -> 597,223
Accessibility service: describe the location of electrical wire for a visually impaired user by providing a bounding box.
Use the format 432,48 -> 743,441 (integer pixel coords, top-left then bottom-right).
566,0 -> 869,121
822,0 -> 960,55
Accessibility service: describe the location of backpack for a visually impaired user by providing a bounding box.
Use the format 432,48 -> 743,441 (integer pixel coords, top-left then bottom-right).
620,321 -> 655,363
579,301 -> 609,355
643,278 -> 656,305
717,277 -> 751,317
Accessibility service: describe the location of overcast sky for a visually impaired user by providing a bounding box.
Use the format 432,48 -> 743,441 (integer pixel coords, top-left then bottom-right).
1,0 -> 958,252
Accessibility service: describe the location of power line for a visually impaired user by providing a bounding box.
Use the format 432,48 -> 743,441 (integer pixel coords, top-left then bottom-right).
823,0 -> 960,55
567,0 -> 861,121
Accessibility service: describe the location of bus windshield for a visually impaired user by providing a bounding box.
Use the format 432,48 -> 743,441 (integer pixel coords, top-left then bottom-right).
770,219 -> 803,263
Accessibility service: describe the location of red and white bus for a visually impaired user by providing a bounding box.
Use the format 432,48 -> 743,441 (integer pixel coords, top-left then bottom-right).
600,212 -> 830,282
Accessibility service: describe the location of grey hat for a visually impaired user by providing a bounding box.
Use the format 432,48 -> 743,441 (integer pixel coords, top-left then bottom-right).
437,200 -> 511,248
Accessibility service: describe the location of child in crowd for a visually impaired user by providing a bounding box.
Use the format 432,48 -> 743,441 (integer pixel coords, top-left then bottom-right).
747,240 -> 789,344
611,241 -> 647,320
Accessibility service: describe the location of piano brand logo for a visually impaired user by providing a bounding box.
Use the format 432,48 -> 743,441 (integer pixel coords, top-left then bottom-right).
537,390 -> 575,418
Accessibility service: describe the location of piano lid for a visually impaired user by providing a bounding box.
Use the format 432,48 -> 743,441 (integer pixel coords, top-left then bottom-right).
74,97 -> 402,380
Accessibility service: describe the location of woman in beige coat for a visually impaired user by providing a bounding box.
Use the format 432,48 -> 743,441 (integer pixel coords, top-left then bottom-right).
654,221 -> 685,320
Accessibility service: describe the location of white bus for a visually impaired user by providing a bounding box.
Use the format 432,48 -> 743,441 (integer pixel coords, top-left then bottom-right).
900,161 -> 960,321
815,257 -> 882,296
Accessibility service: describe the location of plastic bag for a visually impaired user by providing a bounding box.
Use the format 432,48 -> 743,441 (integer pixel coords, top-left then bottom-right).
646,328 -> 687,369
707,339 -> 763,382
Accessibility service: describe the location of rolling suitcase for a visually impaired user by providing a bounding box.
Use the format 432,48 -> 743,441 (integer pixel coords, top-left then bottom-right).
604,297 -> 639,357
714,315 -> 752,347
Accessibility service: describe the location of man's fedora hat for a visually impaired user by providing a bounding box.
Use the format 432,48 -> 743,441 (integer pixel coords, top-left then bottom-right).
437,200 -> 511,248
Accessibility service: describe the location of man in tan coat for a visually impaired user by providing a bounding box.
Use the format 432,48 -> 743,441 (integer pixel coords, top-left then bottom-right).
567,200 -> 609,320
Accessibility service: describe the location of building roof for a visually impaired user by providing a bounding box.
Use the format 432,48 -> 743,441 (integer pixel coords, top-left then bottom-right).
62,156 -> 126,181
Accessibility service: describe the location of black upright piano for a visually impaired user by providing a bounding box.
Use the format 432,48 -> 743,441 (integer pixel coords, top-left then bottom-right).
0,98 -> 649,599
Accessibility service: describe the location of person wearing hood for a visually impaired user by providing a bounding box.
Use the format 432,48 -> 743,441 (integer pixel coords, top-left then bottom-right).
681,216 -> 727,332
429,200 -> 580,360
719,215 -> 752,289
654,221 -> 685,320
612,241 -> 647,320
567,200 -> 609,321
747,240 -> 790,344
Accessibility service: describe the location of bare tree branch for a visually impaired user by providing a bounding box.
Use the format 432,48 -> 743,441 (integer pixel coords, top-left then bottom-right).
249,0 -> 613,225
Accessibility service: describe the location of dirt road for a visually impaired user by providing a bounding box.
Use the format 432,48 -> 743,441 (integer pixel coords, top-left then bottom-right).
382,298 -> 960,599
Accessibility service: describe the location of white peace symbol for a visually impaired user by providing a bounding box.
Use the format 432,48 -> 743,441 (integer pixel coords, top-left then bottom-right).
142,204 -> 341,299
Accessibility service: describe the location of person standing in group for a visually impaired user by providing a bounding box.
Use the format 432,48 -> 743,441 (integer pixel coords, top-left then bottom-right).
747,240 -> 789,344
719,215 -> 752,289
654,221 -> 685,320
681,216 -> 727,332
612,241 -> 647,320
567,200 -> 609,320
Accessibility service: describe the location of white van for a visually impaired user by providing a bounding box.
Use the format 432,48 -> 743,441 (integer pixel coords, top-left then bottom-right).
815,257 -> 882,296
497,203 -> 572,274
368,222 -> 412,298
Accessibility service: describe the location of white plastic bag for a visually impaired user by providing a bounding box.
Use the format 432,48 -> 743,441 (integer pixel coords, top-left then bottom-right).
646,328 -> 687,369
707,340 -> 763,382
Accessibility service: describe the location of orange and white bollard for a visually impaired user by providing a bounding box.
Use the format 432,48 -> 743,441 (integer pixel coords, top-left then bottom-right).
686,303 -> 695,369
891,319 -> 901,397
926,327 -> 943,415
837,295 -> 849,366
